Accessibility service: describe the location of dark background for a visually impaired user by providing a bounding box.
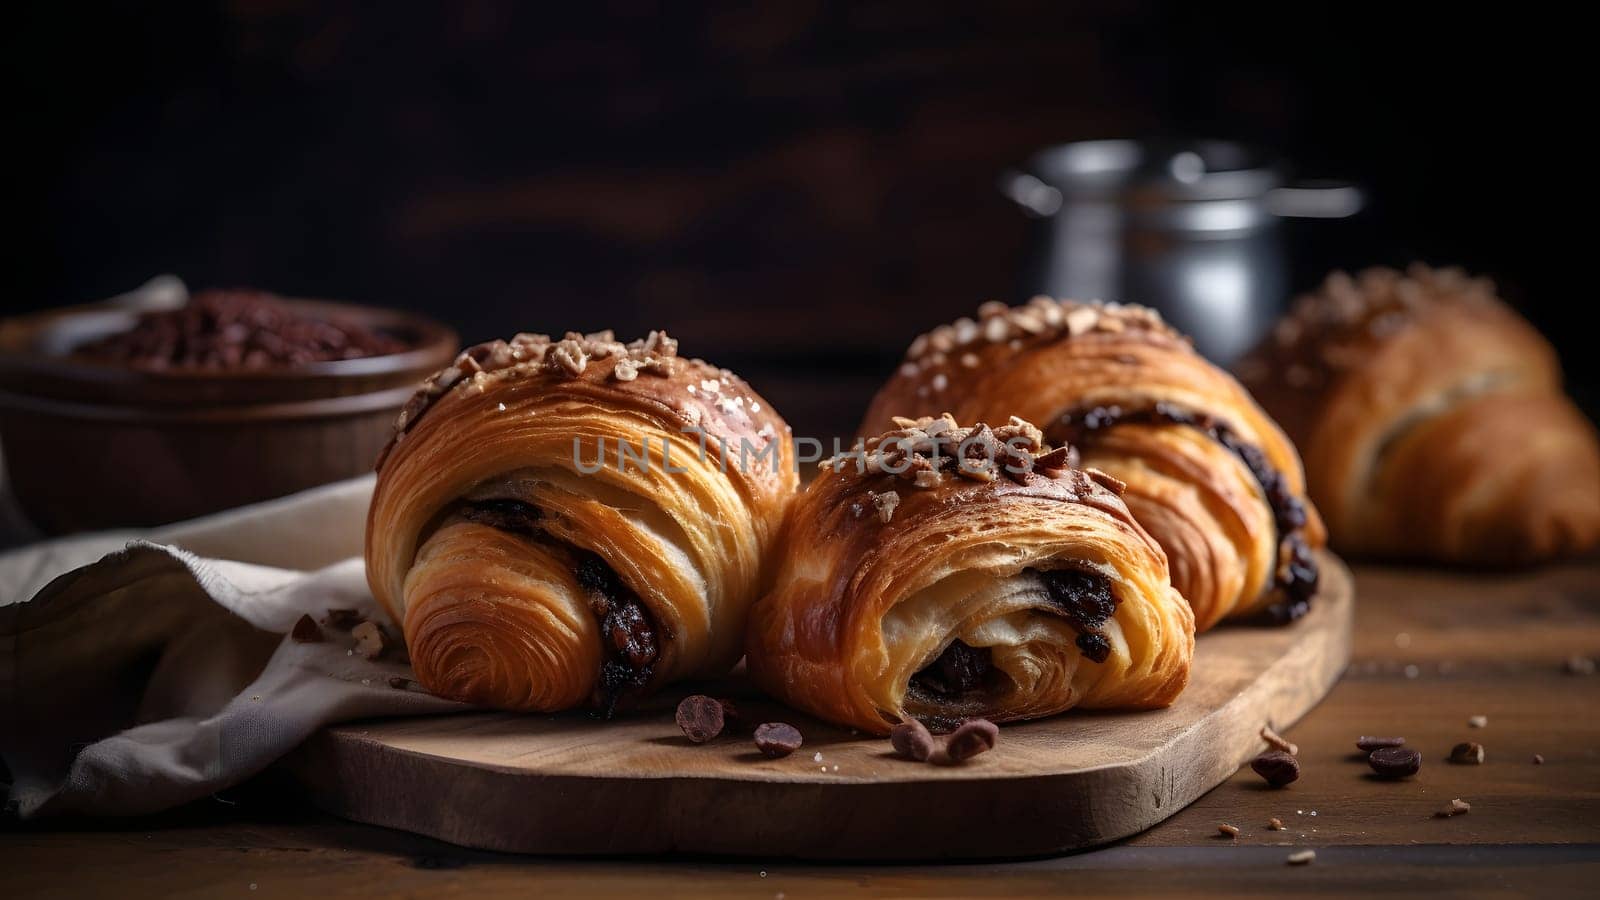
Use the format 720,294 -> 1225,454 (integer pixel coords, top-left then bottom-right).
8,1 -> 1585,439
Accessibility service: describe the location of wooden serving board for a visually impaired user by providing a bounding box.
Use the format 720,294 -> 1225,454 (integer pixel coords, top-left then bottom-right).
289,552 -> 1353,860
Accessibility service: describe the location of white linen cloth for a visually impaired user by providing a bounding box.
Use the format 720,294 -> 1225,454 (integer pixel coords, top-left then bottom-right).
0,476 -> 463,818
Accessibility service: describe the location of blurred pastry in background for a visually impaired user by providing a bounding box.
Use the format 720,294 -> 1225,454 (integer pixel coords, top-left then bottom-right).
862,298 -> 1324,630
1236,264 -> 1600,565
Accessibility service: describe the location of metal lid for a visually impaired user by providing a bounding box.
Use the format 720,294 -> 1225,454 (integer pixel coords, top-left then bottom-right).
1024,139 -> 1284,203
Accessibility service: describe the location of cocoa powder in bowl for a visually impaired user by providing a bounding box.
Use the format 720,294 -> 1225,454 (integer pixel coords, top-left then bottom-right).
72,289 -> 408,369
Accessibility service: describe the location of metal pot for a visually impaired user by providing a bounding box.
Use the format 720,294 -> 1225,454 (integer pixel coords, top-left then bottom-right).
1000,139 -> 1363,363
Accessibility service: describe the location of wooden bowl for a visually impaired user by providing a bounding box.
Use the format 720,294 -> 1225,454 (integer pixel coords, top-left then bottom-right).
0,296 -> 457,534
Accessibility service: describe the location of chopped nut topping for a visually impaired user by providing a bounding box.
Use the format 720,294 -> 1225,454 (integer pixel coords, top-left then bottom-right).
1217,823 -> 1240,838
1267,817 -> 1286,831
1241,264 -> 1506,394
384,328 -> 699,459
888,298 -> 1182,409
1435,798 -> 1471,818
1286,849 -> 1316,866
823,414 -> 1124,514
1085,468 -> 1126,495
1064,306 -> 1098,336
868,490 -> 901,523
549,339 -> 588,376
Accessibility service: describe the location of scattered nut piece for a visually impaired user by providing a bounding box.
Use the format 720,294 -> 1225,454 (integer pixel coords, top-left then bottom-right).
1563,655 -> 1596,676
675,694 -> 725,744
351,621 -> 387,660
753,722 -> 804,758
1435,798 -> 1471,818
1448,741 -> 1485,765
1467,715 -> 1488,728
1217,823 -> 1240,838
1084,468 -> 1127,495
290,614 -> 322,643
1533,753 -> 1545,764
868,490 -> 901,524
1368,746 -> 1422,779
1356,735 -> 1405,752
387,676 -> 412,690
1286,849 -> 1316,865
1250,751 -> 1301,788
890,720 -> 937,762
1267,817 -> 1286,831
941,718 -> 1000,764
1261,724 -> 1298,756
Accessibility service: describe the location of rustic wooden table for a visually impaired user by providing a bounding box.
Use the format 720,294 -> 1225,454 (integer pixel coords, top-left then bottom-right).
5,560 -> 1598,897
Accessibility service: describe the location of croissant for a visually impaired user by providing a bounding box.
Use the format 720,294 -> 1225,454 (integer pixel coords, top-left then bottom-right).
860,299 -> 1325,631
1236,265 -> 1600,564
366,330 -> 797,712
745,415 -> 1194,735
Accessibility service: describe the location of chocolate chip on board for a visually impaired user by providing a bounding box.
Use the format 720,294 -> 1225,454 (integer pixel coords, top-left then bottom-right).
1368,746 -> 1423,779
941,718 -> 999,763
753,722 -> 804,758
1356,735 -> 1405,752
890,720 -> 937,762
290,614 -> 323,643
1250,751 -> 1301,787
675,695 -> 726,744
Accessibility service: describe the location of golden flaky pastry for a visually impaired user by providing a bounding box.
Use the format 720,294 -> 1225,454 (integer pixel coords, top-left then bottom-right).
745,415 -> 1193,735
1237,265 -> 1600,564
366,330 -> 797,712
861,299 -> 1324,631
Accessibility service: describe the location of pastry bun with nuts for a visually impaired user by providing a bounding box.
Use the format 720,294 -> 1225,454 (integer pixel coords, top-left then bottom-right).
1237,265 -> 1600,564
745,415 -> 1193,735
366,330 -> 797,713
861,299 -> 1325,631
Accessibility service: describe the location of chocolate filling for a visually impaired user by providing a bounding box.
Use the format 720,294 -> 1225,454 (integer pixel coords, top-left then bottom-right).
457,498 -> 543,534
574,551 -> 659,715
1036,567 -> 1119,662
907,566 -> 1120,719
1048,401 -> 1318,623
453,498 -> 661,714
911,639 -> 993,697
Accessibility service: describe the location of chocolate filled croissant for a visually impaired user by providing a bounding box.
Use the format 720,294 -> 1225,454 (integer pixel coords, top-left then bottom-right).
745,416 -> 1193,735
860,299 -> 1325,630
366,330 -> 797,712
1236,265 -> 1600,564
